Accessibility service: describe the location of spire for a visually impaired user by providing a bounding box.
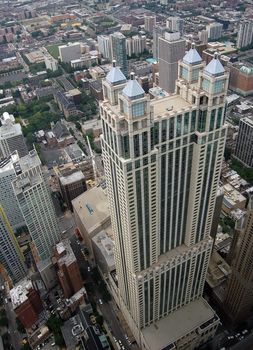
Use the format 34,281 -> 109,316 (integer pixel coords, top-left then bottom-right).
204,52 -> 225,76
183,43 -> 202,65
122,73 -> 145,99
106,61 -> 126,85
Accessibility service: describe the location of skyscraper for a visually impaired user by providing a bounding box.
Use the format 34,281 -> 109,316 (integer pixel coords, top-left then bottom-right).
158,31 -> 186,93
144,16 -> 156,33
109,32 -> 128,77
237,20 -> 253,49
206,22 -> 223,41
0,205 -> 26,283
0,112 -> 28,159
166,16 -> 184,36
101,49 -> 228,349
12,150 -> 61,262
224,196 -> 253,323
97,35 -> 111,59
234,116 -> 253,167
152,25 -> 166,60
0,151 -> 25,230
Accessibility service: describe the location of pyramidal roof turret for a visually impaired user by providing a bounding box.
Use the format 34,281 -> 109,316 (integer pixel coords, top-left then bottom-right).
106,60 -> 126,85
183,43 -> 202,65
204,52 -> 225,76
122,72 -> 145,99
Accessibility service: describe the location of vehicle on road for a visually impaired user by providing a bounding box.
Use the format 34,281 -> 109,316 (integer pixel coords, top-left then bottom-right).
98,299 -> 103,305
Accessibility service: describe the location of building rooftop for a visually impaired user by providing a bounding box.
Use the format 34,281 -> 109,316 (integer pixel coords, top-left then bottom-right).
206,250 -> 231,289
10,278 -> 33,309
122,75 -> 145,99
151,94 -> 192,116
72,185 -> 110,236
55,239 -> 77,267
0,151 -> 19,174
183,47 -> 202,65
13,149 -> 41,176
141,298 -> 216,350
106,63 -> 126,85
92,228 -> 115,269
59,170 -> 85,186
204,55 -> 225,76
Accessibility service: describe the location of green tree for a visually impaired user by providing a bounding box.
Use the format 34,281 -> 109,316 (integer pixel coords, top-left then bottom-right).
16,318 -> 26,333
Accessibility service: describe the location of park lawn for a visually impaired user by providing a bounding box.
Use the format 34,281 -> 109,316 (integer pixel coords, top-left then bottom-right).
46,44 -> 61,59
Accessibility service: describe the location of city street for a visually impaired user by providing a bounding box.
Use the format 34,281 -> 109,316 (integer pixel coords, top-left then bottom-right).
5,299 -> 21,350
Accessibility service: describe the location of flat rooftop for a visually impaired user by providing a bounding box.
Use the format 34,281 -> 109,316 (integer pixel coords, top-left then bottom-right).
72,185 -> 110,235
55,239 -> 76,267
92,227 -> 115,269
142,298 -> 215,350
151,94 -> 192,117
59,170 -> 85,186
10,278 -> 33,309
0,151 -> 19,174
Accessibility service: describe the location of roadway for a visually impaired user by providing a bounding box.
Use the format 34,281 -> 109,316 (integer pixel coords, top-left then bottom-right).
5,298 -> 22,350
70,236 -> 136,349
229,332 -> 253,350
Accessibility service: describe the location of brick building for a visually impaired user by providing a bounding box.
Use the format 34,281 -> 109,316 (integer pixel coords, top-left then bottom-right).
10,279 -> 43,329
53,240 -> 83,298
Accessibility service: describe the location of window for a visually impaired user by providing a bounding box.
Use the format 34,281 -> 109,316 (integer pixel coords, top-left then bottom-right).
209,109 -> 216,131
181,67 -> 188,79
132,102 -> 145,117
213,80 -> 225,94
192,68 -> 199,81
202,78 -> 210,92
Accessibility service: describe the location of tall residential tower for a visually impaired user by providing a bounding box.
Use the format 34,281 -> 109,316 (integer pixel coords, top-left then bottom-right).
101,50 -> 228,349
12,150 -> 61,262
0,205 -> 26,283
109,32 -> 128,77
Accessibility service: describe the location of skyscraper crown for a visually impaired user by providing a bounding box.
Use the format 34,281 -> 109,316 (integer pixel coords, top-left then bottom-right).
122,72 -> 145,100
204,52 -> 225,76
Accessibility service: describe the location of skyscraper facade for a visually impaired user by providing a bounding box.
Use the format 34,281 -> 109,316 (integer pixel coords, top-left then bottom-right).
144,16 -> 156,33
158,31 -> 186,93
97,35 -> 111,59
0,112 -> 28,159
166,16 -> 184,36
12,150 -> 61,262
224,196 -> 253,323
0,151 -> 25,229
0,205 -> 26,283
237,20 -> 253,49
234,116 -> 253,167
109,32 -> 128,77
101,49 -> 228,349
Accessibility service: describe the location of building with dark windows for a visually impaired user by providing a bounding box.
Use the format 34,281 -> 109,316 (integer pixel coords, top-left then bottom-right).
100,47 -> 229,349
234,116 -> 253,167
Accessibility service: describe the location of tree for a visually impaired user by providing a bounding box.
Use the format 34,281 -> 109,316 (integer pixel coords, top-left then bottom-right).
16,318 -> 26,334
75,121 -> 82,131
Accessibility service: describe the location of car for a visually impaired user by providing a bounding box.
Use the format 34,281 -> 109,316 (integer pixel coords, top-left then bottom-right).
51,343 -> 55,346
98,299 -> 103,305
119,340 -> 122,345
88,267 -> 91,272
242,330 -> 248,335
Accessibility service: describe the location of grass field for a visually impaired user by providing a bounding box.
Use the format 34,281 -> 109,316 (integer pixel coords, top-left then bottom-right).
46,44 -> 61,59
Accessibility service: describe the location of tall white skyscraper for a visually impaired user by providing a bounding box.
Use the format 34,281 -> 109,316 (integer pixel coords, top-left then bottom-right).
0,112 -> 28,160
166,16 -> 184,36
0,151 -> 25,230
97,35 -> 111,59
0,205 -> 26,283
237,20 -> 253,49
12,150 -> 61,262
100,49 -> 229,349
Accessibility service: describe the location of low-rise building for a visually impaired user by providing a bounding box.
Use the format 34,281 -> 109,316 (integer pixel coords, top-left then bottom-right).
53,239 -> 83,298
59,171 -> 87,211
72,186 -> 110,259
81,118 -> 102,138
92,228 -> 115,275
59,42 -> 81,63
221,183 -> 247,215
10,278 -> 43,329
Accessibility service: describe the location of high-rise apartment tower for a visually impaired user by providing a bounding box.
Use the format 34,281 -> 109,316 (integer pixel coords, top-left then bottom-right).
100,49 -> 228,349
237,20 -> 253,49
12,150 -> 61,262
109,32 -> 128,77
234,116 -> 253,167
224,196 -> 253,323
0,205 -> 26,283
158,32 -> 185,93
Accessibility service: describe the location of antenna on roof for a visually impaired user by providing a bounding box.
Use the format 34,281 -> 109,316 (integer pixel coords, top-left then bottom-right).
130,72 -> 135,80
191,42 -> 195,49
112,59 -> 116,67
